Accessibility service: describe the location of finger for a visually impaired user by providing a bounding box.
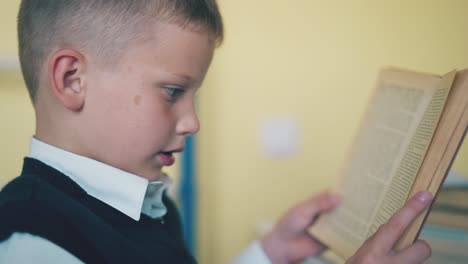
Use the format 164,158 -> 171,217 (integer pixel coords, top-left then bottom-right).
394,240 -> 432,264
306,233 -> 327,252
372,191 -> 432,253
278,192 -> 341,237
304,192 -> 341,217
288,235 -> 327,262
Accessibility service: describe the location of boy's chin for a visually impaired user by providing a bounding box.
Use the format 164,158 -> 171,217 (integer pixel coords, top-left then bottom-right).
138,168 -> 164,182
125,165 -> 163,182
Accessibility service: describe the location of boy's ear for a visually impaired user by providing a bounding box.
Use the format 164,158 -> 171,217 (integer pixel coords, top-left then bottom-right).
48,49 -> 86,111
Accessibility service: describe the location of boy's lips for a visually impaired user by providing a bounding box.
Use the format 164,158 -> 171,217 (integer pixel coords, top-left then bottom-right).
158,152 -> 175,166
157,148 -> 184,166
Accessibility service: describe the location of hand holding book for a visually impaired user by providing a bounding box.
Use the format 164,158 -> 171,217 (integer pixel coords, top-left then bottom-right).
346,191 -> 432,264
309,68 -> 468,259
259,191 -> 433,264
260,192 -> 340,264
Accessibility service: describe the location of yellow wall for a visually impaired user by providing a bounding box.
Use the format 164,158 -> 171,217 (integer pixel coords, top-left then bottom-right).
1,1 -> 468,264
198,0 -> 468,263
0,1 -> 19,58
0,0 -> 33,183
0,74 -> 34,183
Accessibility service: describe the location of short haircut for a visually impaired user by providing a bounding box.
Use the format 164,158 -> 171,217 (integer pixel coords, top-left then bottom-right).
18,0 -> 224,102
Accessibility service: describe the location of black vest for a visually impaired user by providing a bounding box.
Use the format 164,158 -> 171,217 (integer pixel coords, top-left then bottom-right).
0,158 -> 196,264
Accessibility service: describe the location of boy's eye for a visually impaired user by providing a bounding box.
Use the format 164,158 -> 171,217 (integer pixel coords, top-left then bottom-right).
162,85 -> 185,99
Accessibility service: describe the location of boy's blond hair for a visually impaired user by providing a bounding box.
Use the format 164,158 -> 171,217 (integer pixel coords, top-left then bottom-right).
18,0 -> 224,102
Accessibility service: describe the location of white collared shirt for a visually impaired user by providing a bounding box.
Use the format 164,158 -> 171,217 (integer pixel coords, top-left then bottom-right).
28,137 -> 172,220
0,138 -> 270,264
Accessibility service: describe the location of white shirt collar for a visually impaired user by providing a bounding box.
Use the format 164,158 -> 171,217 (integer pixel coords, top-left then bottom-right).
28,137 -> 172,221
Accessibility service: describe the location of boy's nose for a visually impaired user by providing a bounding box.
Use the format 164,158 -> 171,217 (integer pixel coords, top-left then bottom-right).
176,110 -> 200,136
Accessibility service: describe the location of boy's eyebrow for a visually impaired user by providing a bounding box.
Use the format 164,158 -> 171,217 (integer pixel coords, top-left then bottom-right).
168,72 -> 196,84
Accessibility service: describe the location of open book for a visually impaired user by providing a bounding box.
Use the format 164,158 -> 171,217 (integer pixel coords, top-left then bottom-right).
309,67 -> 468,260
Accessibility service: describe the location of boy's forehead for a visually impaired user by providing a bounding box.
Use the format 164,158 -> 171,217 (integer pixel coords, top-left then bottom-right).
120,23 -> 215,82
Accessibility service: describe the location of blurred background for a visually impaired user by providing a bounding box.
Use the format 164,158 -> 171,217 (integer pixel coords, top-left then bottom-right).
1,1 -> 467,263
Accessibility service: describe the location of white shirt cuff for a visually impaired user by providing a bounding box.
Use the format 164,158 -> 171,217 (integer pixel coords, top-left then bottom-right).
230,240 -> 271,264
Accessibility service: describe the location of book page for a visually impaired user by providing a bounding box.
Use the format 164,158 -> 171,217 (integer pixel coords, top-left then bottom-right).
397,69 -> 468,248
309,69 -> 455,259
369,70 -> 455,237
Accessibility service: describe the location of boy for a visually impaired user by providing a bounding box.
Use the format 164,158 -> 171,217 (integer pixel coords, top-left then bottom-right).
0,0 -> 432,263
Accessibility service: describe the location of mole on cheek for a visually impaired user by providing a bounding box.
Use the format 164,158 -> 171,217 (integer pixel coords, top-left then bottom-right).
134,95 -> 142,106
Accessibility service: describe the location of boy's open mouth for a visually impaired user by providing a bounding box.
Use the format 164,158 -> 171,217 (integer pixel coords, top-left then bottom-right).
158,152 -> 175,166
157,148 -> 183,166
